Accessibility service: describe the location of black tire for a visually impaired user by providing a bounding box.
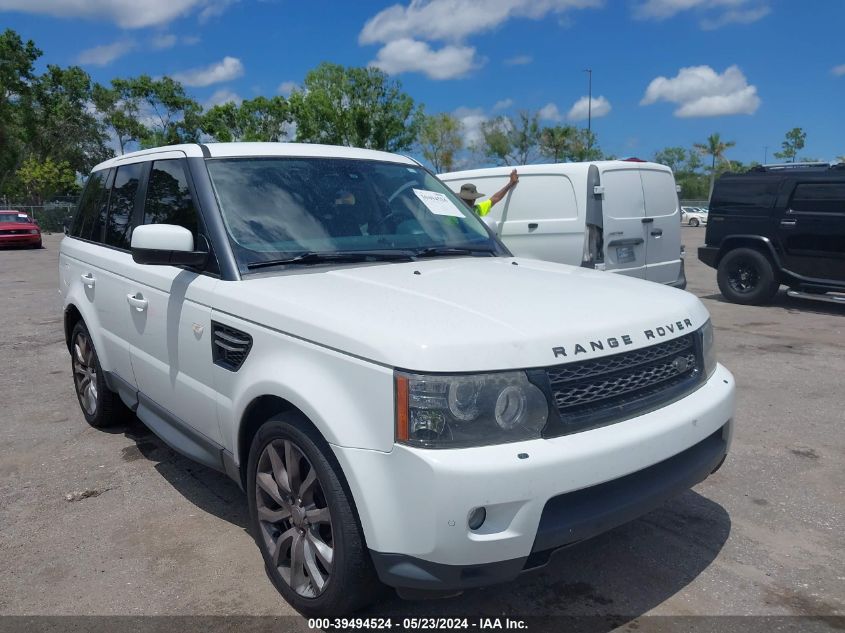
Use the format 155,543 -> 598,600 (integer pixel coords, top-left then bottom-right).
689,218 -> 700,227
247,413 -> 382,616
70,321 -> 120,428
717,247 -> 779,305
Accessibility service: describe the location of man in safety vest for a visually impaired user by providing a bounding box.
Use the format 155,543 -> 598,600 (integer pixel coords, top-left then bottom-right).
457,169 -> 519,217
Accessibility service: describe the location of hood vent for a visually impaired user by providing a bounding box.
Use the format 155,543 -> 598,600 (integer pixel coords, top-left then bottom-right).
212,321 -> 252,371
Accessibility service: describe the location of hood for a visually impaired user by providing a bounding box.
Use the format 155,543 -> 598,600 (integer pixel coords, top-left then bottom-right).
0,220 -> 39,231
214,257 -> 710,372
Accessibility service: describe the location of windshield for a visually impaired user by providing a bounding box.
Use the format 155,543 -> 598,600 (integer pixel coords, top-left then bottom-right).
205,157 -> 501,270
0,213 -> 29,223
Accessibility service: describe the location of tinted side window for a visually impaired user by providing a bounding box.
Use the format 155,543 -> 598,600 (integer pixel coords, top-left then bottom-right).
711,177 -> 780,209
105,163 -> 143,249
143,160 -> 198,236
790,183 -> 845,214
71,171 -> 107,239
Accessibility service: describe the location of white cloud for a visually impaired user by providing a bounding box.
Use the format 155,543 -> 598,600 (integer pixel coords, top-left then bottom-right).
0,0 -> 233,29
206,88 -> 242,107
492,98 -> 513,111
360,0 -> 602,44
76,39 -> 135,66
370,38 -> 480,80
634,0 -> 770,29
567,95 -> 611,121
150,33 -> 178,49
172,56 -> 244,87
277,81 -> 298,96
454,106 -> 487,147
504,54 -> 532,66
538,103 -> 563,121
641,64 -> 760,117
832,64 -> 845,77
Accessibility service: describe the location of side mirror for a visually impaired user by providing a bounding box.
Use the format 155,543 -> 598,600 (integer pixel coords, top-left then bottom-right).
131,224 -> 208,267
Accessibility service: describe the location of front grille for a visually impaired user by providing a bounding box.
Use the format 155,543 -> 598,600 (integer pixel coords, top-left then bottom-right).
544,333 -> 701,437
0,229 -> 27,235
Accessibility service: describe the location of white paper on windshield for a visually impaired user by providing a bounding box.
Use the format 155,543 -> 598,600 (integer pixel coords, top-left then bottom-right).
413,188 -> 464,218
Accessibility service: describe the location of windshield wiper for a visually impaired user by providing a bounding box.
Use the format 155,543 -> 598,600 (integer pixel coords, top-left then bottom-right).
414,245 -> 497,258
246,250 -> 416,270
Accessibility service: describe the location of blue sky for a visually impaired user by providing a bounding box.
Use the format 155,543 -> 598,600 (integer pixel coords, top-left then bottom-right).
3,0 -> 844,164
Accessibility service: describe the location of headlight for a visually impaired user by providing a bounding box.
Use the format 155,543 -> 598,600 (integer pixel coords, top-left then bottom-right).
700,319 -> 717,378
395,370 -> 549,448
29,229 -> 39,234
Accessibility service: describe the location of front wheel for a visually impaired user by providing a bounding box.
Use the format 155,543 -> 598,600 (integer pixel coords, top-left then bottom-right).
247,414 -> 382,616
717,247 -> 779,305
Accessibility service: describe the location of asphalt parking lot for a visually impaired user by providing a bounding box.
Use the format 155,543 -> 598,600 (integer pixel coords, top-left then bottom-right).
0,230 -> 843,627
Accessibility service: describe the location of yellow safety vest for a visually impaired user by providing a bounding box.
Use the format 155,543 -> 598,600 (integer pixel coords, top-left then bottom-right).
474,199 -> 493,217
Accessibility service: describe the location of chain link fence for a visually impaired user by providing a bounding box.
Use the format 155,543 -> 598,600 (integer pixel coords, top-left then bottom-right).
0,198 -> 78,234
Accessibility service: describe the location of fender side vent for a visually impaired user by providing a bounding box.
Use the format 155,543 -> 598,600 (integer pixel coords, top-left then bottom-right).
212,321 -> 252,371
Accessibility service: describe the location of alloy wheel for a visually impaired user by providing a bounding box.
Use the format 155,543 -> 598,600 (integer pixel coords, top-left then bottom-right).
727,259 -> 759,294
72,331 -> 98,416
255,439 -> 334,598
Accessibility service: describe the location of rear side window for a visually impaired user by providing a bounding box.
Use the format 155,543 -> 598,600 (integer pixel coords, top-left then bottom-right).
505,175 -> 578,222
790,183 -> 845,214
143,160 -> 198,236
105,163 -> 143,249
711,178 -> 780,209
71,170 -> 112,242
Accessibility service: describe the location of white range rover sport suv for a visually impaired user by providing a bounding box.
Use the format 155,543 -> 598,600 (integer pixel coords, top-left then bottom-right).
60,143 -> 735,615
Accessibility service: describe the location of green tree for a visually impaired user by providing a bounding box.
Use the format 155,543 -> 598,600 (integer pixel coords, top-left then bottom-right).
773,127 -> 806,163
0,29 -> 42,192
694,132 -> 735,197
569,129 -> 603,162
118,75 -> 203,147
16,156 -> 77,204
92,81 -> 147,154
479,111 -> 541,165
289,63 -> 421,152
539,125 -> 576,163
417,113 -> 463,172
201,96 -> 291,142
25,65 -> 111,174
653,146 -> 688,172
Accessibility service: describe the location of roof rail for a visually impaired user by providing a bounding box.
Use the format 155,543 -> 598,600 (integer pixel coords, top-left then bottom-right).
755,162 -> 832,171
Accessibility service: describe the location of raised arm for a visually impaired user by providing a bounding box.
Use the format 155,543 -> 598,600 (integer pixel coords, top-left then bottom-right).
489,169 -> 519,206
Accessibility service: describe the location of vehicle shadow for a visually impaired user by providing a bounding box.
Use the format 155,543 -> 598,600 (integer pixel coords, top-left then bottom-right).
360,489 -> 731,630
700,289 -> 845,317
103,412 -> 250,531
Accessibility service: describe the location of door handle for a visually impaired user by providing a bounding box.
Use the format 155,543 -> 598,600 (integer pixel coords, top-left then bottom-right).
780,219 -> 797,227
81,273 -> 95,288
126,293 -> 148,312
651,229 -> 663,237
641,217 -> 654,224
528,223 -> 539,230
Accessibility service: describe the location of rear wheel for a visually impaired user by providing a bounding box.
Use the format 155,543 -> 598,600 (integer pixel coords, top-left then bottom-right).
717,247 -> 779,305
689,218 -> 700,227
247,413 -> 381,616
70,321 -> 120,427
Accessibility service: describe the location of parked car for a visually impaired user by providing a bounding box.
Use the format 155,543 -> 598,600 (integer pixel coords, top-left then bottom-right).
440,161 -> 686,288
0,210 -> 42,248
681,206 -> 708,227
61,143 -> 735,615
699,163 -> 845,305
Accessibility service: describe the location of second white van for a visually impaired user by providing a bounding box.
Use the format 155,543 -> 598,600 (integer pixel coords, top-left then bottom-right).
440,160 -> 686,288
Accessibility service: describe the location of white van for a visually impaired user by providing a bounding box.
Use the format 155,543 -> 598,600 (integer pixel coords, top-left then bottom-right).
439,161 -> 686,288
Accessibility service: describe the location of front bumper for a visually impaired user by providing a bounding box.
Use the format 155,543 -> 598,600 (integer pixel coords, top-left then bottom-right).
698,245 -> 719,269
0,233 -> 41,247
333,363 -> 735,591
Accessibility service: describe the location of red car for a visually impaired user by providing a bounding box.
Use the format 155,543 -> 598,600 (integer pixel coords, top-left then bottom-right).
0,210 -> 42,248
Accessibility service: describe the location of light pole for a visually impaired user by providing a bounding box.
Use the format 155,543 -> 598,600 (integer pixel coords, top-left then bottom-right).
764,145 -> 768,164
583,68 -> 592,150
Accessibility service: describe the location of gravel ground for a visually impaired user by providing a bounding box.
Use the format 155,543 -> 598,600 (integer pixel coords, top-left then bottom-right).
0,230 -> 842,629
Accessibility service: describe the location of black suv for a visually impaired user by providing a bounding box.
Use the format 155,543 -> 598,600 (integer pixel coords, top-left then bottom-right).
698,163 -> 845,305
